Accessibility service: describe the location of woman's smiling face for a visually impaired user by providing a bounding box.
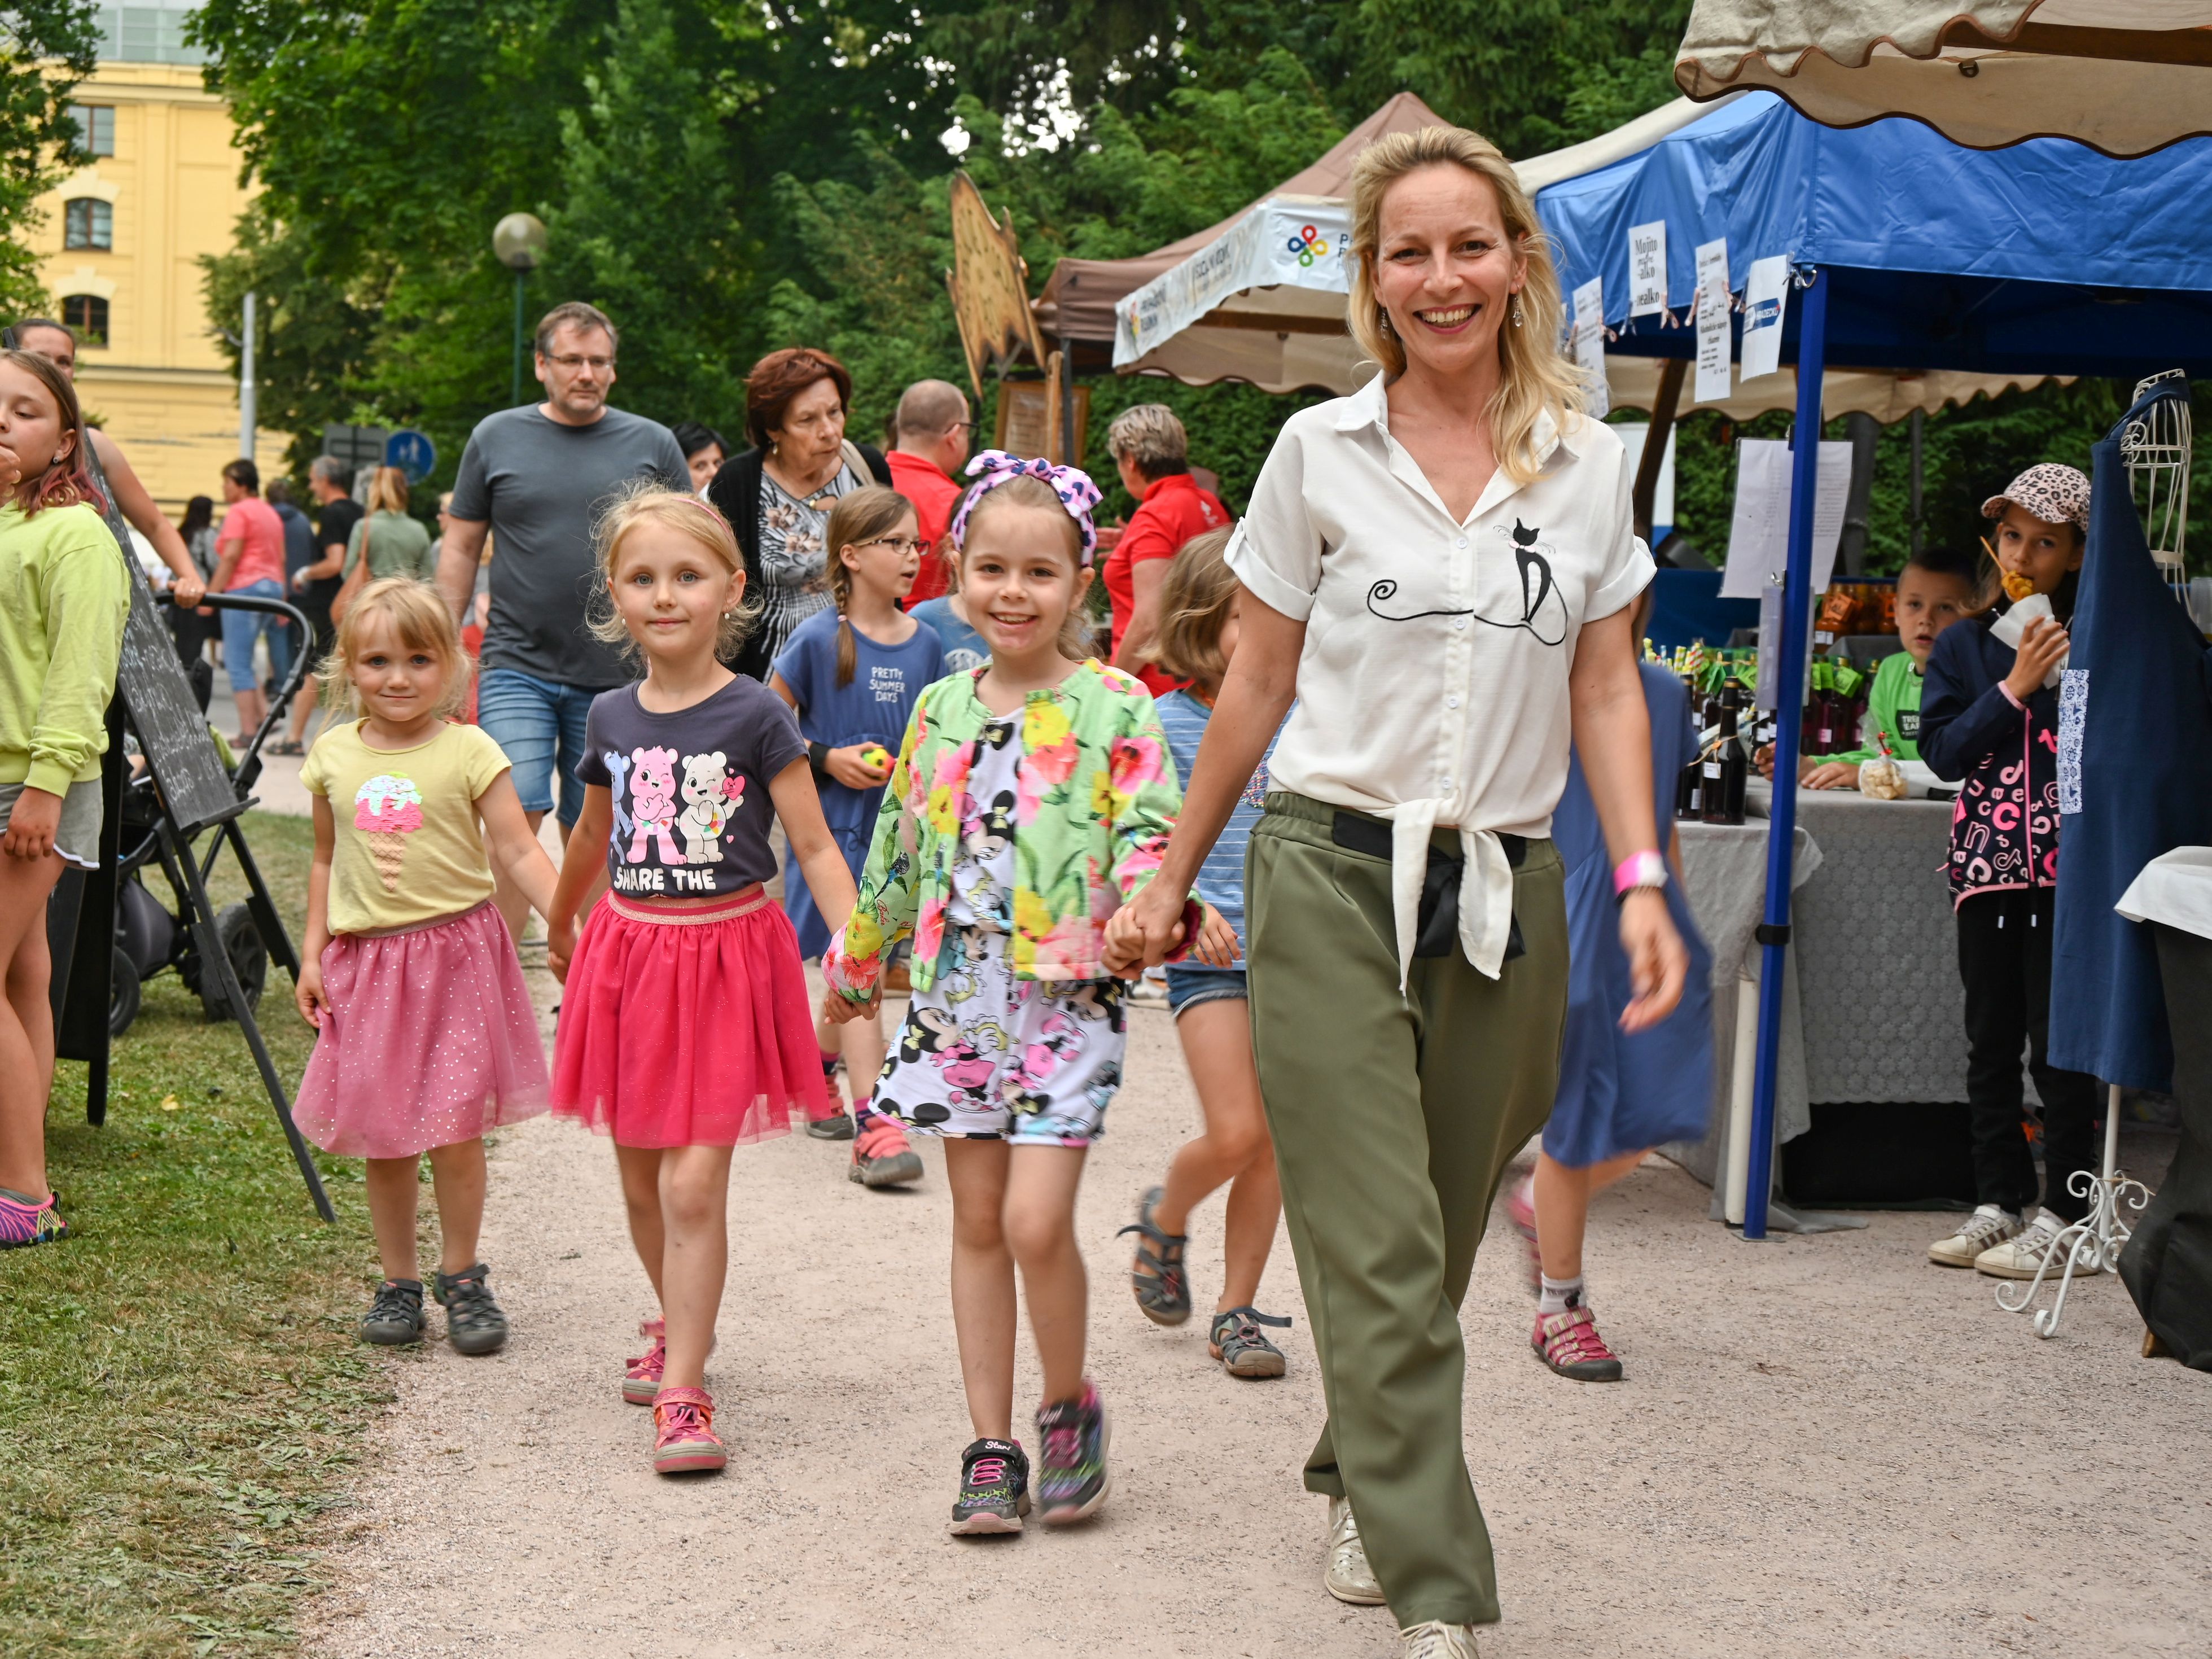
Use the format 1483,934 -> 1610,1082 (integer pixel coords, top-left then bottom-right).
1370,163 -> 1525,380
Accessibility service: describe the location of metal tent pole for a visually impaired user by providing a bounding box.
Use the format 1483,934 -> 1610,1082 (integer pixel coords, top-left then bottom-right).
1743,267 -> 1828,1241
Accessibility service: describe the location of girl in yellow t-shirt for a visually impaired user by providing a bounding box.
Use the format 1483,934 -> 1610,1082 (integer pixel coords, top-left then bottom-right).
295,578 -> 559,1356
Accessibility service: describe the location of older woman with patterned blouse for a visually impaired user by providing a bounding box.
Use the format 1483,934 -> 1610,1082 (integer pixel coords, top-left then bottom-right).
706,348 -> 892,681
1108,126 -> 1688,1659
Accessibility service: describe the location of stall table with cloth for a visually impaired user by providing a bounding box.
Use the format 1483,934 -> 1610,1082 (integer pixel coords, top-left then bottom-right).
1668,782 -> 1977,1216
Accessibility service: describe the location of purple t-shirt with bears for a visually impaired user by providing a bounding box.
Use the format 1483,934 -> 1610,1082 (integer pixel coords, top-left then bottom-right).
576,675 -> 807,898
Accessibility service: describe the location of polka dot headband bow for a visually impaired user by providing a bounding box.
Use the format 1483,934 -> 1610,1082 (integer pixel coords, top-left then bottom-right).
950,449 -> 1104,566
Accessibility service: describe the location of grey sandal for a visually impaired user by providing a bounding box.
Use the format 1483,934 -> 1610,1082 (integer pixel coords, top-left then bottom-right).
1209,1306 -> 1291,1378
1116,1187 -> 1192,1327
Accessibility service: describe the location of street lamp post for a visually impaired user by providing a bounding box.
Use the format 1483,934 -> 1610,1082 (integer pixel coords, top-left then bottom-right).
492,212 -> 549,406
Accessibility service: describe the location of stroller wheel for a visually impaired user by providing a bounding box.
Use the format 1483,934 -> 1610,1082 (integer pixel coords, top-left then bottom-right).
108,946 -> 141,1038
199,904 -> 267,1023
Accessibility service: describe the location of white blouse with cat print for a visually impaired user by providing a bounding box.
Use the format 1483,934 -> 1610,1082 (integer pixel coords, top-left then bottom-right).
1225,371 -> 1652,983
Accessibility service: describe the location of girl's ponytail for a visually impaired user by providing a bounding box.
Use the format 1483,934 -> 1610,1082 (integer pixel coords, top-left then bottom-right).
820,485 -> 916,689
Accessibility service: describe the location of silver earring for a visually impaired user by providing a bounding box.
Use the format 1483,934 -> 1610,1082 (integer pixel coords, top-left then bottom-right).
1511,300 -> 1525,329
1378,307 -> 1394,336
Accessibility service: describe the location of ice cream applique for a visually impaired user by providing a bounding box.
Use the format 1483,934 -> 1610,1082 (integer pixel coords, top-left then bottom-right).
353,772 -> 424,893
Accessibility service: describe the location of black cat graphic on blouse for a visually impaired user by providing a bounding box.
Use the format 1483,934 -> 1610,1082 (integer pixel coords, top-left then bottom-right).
1364,518 -> 1569,646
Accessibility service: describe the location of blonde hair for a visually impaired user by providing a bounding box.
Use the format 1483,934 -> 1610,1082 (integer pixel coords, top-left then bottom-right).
321,577 -> 472,719
586,484 -> 761,660
1347,125 -> 1583,486
1104,403 -> 1189,477
365,465 -> 411,516
1149,527 -> 1238,686
822,484 -> 915,688
957,475 -> 1096,660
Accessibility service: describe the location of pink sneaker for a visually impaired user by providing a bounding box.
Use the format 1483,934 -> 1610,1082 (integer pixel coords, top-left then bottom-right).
1532,1304 -> 1623,1382
1505,1175 -> 1541,1295
651,1386 -> 727,1474
623,1317 -> 665,1405
0,1189 -> 67,1249
849,1115 -> 923,1188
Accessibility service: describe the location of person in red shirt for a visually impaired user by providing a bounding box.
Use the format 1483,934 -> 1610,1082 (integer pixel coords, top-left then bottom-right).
1102,404 -> 1229,697
208,458 -> 294,743
883,379 -> 971,606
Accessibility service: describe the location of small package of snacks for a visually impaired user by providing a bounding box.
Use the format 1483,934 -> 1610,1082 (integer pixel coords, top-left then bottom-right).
1859,755 -> 1907,799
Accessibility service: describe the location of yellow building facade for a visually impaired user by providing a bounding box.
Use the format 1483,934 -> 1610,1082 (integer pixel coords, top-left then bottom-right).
32,10 -> 284,516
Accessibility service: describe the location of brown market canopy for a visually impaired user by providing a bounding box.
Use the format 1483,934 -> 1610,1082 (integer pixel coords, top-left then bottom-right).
1675,0 -> 2212,158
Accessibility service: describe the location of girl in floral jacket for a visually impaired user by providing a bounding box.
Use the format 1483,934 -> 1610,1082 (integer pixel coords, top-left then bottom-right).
824,453 -> 1227,1537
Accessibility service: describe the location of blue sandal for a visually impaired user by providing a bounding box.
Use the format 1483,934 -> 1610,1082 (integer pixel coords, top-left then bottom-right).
1116,1187 -> 1192,1327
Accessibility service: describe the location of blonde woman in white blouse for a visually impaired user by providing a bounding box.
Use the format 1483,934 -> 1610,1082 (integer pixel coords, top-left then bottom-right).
1108,126 -> 1688,1659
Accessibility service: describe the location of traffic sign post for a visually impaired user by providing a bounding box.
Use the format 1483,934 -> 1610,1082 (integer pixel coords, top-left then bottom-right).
384,428 -> 437,482
321,424 -> 389,471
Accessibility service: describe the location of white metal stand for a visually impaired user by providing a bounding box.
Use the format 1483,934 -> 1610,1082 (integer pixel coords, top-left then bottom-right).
1996,1084 -> 2151,1338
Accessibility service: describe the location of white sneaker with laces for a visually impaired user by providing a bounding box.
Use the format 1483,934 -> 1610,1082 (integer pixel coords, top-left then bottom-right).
1324,1495 -> 1386,1605
1928,1203 -> 2021,1268
1399,1621 -> 1480,1658
1975,1214 -> 2079,1280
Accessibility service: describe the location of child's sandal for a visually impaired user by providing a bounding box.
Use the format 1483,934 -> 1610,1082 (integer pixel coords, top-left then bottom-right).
1208,1306 -> 1292,1378
1116,1186 -> 1192,1327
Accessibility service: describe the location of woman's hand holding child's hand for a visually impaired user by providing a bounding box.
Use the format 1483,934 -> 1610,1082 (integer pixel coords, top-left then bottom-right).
1189,905 -> 1240,969
295,961 -> 329,1029
821,987 -> 879,1025
2005,615 -> 2069,701
1105,881 -> 1192,975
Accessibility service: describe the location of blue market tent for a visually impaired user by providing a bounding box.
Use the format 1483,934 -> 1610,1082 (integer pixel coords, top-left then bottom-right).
1531,93 -> 2212,1237
1538,91 -> 2212,380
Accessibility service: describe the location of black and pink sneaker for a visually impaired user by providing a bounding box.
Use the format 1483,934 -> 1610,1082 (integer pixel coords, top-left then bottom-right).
949,1438 -> 1031,1535
0,1189 -> 67,1250
1034,1382 -> 1111,1525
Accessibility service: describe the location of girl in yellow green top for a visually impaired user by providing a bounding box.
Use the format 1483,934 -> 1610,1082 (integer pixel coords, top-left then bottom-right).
294,578 -> 560,1354
0,348 -> 126,1250
823,453 -> 1230,1534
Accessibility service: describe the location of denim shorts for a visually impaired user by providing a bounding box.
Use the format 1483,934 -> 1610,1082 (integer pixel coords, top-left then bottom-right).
219,577 -> 292,693
1165,963 -> 1249,1018
475,666 -> 603,826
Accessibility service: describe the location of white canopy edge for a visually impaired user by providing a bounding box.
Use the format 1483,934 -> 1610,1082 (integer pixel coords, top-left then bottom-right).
1675,1 -> 2212,158
1113,198 -> 1353,369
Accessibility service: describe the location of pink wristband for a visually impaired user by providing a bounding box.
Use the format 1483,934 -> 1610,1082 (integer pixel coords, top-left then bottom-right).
1613,849 -> 1667,897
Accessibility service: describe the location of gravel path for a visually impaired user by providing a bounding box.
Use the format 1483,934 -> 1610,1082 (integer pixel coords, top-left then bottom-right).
300,952 -> 2212,1659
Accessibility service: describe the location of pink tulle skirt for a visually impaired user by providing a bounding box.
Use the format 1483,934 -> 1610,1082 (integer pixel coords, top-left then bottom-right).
294,900 -> 550,1159
551,886 -> 829,1149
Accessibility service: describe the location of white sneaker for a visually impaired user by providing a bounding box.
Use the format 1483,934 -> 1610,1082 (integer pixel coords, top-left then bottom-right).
1928,1204 -> 2021,1268
1399,1621 -> 1480,1658
1974,1214 -> 2079,1280
1324,1495 -> 1386,1605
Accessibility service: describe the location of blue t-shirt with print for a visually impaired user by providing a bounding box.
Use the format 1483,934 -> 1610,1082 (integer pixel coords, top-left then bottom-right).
771,606 -> 944,840
908,595 -> 988,676
1155,688 -> 1278,970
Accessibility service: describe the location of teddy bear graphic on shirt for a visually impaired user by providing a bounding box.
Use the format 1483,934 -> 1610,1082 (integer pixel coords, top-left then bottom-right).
677,751 -> 739,865
627,745 -> 684,864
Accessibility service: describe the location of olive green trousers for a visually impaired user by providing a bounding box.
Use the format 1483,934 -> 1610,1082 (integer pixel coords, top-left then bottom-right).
1245,790 -> 1567,1629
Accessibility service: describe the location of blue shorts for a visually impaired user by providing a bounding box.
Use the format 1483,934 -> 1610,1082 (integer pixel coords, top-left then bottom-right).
475,666 -> 604,826
219,577 -> 292,693
1166,964 -> 1248,1018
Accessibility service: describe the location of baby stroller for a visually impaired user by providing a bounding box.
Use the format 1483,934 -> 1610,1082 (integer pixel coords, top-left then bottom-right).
108,590 -> 313,1036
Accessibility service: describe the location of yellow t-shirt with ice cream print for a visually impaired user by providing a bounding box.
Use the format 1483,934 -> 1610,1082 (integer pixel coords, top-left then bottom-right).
300,720 -> 513,935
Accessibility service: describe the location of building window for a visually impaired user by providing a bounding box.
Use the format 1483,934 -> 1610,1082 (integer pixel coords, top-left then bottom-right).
64,198 -> 112,251
62,295 -> 109,347
71,104 -> 115,157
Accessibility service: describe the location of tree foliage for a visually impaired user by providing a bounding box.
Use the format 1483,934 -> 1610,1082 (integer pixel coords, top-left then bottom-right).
0,0 -> 103,318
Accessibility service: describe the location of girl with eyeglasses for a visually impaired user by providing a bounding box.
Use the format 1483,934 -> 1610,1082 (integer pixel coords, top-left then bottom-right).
770,485 -> 941,1187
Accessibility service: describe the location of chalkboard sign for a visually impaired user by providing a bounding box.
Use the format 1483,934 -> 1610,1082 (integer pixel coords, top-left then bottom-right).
86,449 -> 240,834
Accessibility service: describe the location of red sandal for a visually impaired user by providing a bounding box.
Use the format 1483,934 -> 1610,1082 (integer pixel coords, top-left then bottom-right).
651,1386 -> 726,1474
1532,1304 -> 1623,1382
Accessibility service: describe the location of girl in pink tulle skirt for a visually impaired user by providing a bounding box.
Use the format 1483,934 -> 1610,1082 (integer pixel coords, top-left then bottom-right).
546,488 -> 860,1477
295,579 -> 562,1358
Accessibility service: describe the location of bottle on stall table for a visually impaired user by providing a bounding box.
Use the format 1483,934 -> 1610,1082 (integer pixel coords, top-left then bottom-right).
1702,694 -> 1747,825
1675,752 -> 1704,820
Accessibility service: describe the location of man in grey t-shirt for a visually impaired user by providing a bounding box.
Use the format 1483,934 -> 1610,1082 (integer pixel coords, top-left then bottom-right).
436,301 -> 689,879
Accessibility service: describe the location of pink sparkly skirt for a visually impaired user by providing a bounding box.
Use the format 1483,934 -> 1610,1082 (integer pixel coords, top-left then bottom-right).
294,900 -> 550,1159
551,885 -> 829,1149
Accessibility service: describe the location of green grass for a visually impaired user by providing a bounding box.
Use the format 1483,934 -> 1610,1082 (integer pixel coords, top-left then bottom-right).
0,812 -> 397,1657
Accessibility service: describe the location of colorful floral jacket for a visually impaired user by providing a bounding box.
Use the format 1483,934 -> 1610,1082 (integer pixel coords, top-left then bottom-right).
825,661 -> 1185,996
1920,609 -> 2062,907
